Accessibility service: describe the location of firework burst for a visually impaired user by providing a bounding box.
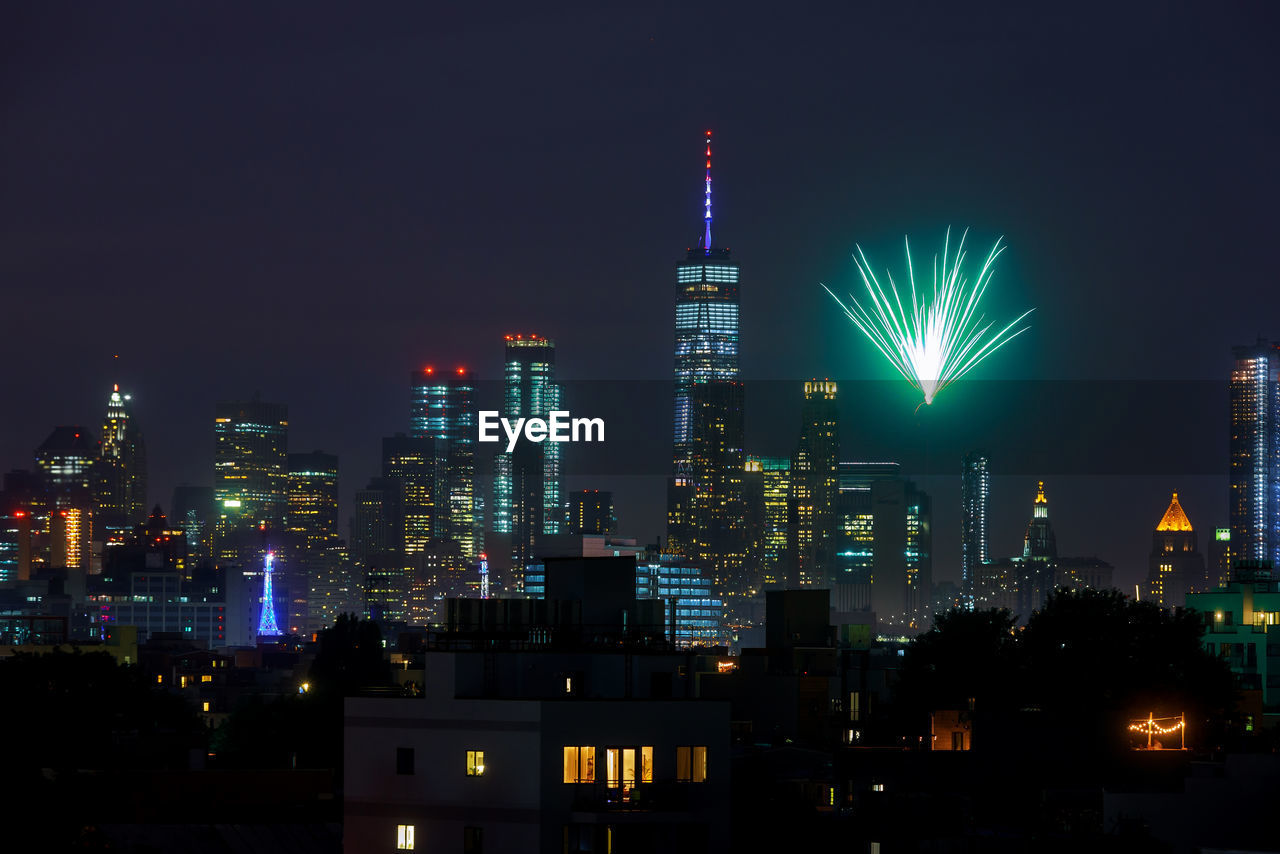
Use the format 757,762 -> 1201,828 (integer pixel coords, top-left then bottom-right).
823,227 -> 1033,409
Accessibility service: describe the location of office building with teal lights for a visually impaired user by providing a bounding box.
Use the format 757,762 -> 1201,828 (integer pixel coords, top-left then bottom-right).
410,366 -> 479,557
214,398 -> 288,533
1230,340 -> 1280,567
668,131 -> 747,593
835,462 -> 932,623
492,334 -> 562,588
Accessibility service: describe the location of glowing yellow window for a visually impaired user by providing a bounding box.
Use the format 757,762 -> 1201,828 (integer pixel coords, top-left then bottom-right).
396,824 -> 415,849
201,675 -> 212,683
677,746 -> 708,782
605,747 -> 651,788
202,701 -> 210,712
562,746 -> 595,783
466,750 -> 485,776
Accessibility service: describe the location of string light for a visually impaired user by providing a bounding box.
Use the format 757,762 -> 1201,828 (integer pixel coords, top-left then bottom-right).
1128,715 -> 1184,735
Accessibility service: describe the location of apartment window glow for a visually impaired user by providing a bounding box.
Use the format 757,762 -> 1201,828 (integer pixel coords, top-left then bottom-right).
604,746 -> 653,789
676,746 -> 708,782
396,824 -> 415,849
466,750 -> 485,776
562,746 -> 596,783
202,701 -> 210,712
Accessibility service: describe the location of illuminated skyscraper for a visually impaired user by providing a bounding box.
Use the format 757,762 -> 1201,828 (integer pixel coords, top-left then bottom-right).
35,426 -> 98,499
835,462 -> 932,622
287,452 -> 339,552
960,451 -> 990,607
97,384 -> 147,531
1144,492 -> 1206,607
787,381 -> 839,588
668,130 -> 747,593
492,334 -> 561,587
409,366 -> 479,557
1229,340 -> 1280,567
382,435 -> 442,556
287,451 -> 339,633
213,398 -> 288,533
745,456 -> 790,588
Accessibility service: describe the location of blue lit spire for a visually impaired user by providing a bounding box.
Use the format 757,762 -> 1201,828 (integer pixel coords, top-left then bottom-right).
257,551 -> 281,637
702,129 -> 713,253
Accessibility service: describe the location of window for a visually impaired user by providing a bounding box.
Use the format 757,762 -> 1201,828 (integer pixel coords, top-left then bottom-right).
396,824 -> 415,850
397,747 -> 415,775
466,750 -> 485,776
562,746 -> 596,783
463,826 -> 483,854
202,701 -> 210,712
676,746 -> 707,782
201,674 -> 212,682
604,747 -> 652,789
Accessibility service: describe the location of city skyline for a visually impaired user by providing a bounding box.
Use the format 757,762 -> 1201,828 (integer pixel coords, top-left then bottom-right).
3,3 -> 1275,593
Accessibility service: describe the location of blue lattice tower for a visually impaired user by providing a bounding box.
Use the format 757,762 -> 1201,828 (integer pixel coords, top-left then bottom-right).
257,551 -> 281,636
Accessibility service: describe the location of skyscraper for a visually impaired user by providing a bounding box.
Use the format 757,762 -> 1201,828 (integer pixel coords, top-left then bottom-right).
286,451 -> 339,553
960,451 -> 991,607
35,426 -> 98,499
382,435 -> 442,556
1229,340 -> 1280,567
668,130 -> 747,594
287,451 -> 339,634
787,381 -> 839,588
744,456 -> 791,588
97,384 -> 147,531
213,398 -> 289,533
834,462 -> 932,622
1144,492 -> 1206,607
492,334 -> 561,587
410,366 -> 479,557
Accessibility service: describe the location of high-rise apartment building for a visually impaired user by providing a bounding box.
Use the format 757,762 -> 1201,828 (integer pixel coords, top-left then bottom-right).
667,131 -> 747,595
1229,340 -> 1280,567
960,451 -> 990,607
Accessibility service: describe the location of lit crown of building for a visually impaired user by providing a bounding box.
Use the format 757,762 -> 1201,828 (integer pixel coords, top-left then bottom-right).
1155,492 -> 1194,532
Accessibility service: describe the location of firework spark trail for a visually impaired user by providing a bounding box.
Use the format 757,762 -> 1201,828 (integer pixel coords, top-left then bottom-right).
823,227 -> 1033,409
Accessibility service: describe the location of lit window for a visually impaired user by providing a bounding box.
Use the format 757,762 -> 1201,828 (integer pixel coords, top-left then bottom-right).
396,824 -> 415,849
201,674 -> 212,683
202,701 -> 210,712
466,750 -> 485,776
156,674 -> 163,684
676,746 -> 707,782
605,747 -> 651,789
562,746 -> 596,783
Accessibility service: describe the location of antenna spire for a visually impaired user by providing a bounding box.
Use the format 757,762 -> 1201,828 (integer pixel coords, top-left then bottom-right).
703,129 -> 713,253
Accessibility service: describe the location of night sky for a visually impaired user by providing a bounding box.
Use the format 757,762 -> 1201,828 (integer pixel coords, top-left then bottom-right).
3,2 -> 1277,589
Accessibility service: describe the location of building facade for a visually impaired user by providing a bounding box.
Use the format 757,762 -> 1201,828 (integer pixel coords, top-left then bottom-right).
410,366 -> 479,557
787,381 -> 839,588
1229,340 -> 1280,567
